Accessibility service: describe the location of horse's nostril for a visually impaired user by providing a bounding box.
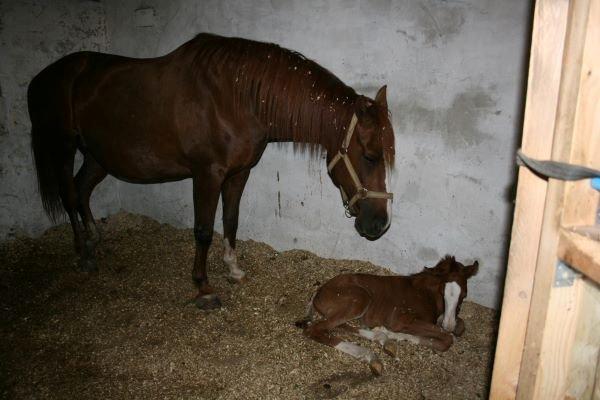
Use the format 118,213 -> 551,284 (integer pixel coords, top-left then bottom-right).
374,217 -> 387,232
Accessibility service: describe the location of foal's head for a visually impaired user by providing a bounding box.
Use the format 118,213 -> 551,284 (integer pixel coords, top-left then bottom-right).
421,256 -> 479,331
327,85 -> 395,240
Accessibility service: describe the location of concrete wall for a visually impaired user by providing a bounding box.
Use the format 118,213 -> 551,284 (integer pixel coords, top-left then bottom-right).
0,0 -> 531,308
0,0 -> 121,239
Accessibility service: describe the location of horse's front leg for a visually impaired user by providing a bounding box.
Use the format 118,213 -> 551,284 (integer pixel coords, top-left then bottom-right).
192,173 -> 224,310
221,169 -> 251,283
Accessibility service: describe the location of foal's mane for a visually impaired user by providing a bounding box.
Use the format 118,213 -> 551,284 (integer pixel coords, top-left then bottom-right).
190,33 -> 394,166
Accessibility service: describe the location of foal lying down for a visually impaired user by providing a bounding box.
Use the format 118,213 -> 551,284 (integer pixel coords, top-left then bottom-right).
296,256 -> 478,375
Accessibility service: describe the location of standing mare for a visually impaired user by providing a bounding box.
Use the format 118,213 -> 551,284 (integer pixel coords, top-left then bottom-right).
28,33 -> 395,309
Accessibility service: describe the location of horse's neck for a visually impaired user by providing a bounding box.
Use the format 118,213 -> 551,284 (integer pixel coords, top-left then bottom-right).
411,274 -> 443,299
264,99 -> 355,154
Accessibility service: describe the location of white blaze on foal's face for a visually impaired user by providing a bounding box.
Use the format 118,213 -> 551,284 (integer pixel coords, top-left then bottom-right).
442,281 -> 461,332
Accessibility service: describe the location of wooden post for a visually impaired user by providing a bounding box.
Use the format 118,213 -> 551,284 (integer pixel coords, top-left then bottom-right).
491,0 -> 600,398
489,0 -> 572,397
519,0 -> 600,397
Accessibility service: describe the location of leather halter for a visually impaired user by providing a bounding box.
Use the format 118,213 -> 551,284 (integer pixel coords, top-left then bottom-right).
327,114 -> 393,217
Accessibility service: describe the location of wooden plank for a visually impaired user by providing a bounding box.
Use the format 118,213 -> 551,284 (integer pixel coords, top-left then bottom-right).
489,0 -> 574,398
594,351 -> 600,399
558,228 -> 600,285
518,0 -> 597,397
533,276 -> 600,399
561,0 -> 600,228
564,278 -> 600,399
534,275 -> 583,399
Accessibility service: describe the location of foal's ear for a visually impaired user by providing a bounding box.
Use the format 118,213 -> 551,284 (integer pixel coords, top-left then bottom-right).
375,85 -> 388,109
462,261 -> 479,278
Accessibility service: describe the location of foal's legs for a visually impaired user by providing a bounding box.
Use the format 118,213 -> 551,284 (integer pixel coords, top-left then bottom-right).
74,153 -> 107,271
304,288 -> 383,375
385,320 -> 454,353
191,173 -> 224,310
344,325 -> 426,358
221,169 -> 250,283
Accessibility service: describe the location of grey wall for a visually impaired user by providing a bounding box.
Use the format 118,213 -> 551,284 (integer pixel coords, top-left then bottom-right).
0,0 -> 531,308
0,0 -> 121,239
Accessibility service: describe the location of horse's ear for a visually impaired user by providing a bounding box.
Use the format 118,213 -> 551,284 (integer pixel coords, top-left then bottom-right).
356,97 -> 375,123
462,261 -> 479,278
356,97 -> 377,146
375,85 -> 388,109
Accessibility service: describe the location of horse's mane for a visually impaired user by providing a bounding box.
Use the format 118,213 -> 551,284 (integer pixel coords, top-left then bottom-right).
190,33 -> 394,165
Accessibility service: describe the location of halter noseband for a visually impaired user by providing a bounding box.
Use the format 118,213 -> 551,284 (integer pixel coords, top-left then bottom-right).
327,113 -> 393,217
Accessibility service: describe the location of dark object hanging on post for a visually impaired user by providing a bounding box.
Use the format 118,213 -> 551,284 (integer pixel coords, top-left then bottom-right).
516,149 -> 600,185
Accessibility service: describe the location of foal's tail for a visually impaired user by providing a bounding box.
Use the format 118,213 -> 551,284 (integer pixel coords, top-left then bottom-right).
28,54 -> 85,222
294,292 -> 317,329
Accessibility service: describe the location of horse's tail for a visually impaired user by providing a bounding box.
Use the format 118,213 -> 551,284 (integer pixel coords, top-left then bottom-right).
294,292 -> 317,329
28,54 -> 85,222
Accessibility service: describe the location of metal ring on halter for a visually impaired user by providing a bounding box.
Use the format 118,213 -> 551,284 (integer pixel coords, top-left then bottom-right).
327,113 -> 393,217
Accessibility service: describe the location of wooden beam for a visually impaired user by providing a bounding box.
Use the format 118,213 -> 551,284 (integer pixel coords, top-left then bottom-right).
561,0 -> 600,229
489,0 -> 574,398
517,0 -> 597,397
558,228 -> 600,284
532,277 -> 600,399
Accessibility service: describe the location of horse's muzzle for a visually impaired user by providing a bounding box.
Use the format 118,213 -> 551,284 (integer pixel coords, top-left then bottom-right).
354,206 -> 390,240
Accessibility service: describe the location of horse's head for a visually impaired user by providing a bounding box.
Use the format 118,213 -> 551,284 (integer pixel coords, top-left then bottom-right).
327,85 -> 395,240
422,256 -> 479,332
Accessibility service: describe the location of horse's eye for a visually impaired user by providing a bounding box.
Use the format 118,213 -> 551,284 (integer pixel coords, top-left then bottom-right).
363,155 -> 377,164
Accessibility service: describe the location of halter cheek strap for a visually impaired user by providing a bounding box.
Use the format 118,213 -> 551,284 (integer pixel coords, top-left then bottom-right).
327,114 -> 393,217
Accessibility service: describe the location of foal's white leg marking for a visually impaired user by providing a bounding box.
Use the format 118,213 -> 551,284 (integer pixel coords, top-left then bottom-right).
373,327 -> 421,345
356,326 -> 421,346
442,281 -> 461,332
223,238 -> 245,281
334,341 -> 377,363
357,328 -> 388,345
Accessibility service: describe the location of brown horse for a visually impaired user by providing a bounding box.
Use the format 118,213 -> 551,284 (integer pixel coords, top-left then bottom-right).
27,33 -> 395,309
296,256 -> 478,375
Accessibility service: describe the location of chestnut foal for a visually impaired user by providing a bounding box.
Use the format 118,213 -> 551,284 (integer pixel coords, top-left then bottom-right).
297,256 -> 478,375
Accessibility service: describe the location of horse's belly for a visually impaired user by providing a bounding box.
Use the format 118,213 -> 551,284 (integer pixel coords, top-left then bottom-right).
82,129 -> 192,184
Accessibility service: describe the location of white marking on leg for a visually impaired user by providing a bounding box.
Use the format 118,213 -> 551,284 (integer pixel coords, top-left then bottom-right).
358,328 -> 388,345
334,341 -> 377,363
373,327 -> 421,345
223,238 -> 245,281
442,281 -> 461,332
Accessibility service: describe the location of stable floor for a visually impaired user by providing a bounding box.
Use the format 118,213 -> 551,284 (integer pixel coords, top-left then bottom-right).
0,213 -> 497,399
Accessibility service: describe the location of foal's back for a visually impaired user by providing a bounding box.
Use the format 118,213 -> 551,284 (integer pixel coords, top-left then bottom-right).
312,273 -> 440,328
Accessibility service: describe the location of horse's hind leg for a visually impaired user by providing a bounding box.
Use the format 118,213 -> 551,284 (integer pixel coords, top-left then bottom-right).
305,286 -> 382,374
74,152 -> 107,270
304,316 -> 383,375
344,326 -> 421,358
389,320 -> 454,352
55,141 -> 88,268
221,169 -> 250,283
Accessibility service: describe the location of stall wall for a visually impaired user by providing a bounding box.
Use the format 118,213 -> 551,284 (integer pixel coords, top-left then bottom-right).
0,0 -> 531,308
0,0 -> 121,239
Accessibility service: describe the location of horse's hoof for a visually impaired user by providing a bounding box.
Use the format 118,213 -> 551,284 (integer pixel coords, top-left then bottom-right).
453,318 -> 465,337
383,340 -> 398,358
195,294 -> 222,310
227,274 -> 248,284
369,358 -> 383,376
78,258 -> 98,273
